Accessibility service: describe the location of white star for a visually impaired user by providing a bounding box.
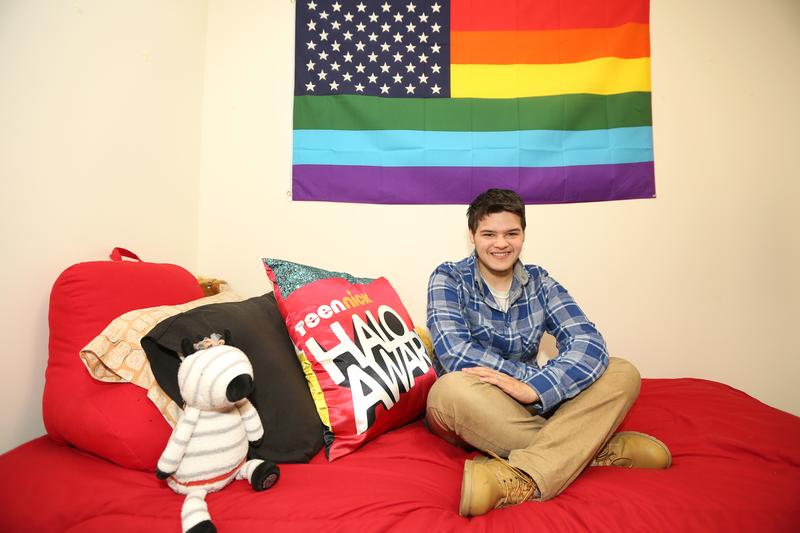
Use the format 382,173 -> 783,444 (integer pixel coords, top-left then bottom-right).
331,41 -> 341,51
406,2 -> 416,12
355,83 -> 365,92
356,2 -> 367,13
380,42 -> 391,52
367,73 -> 378,83
405,63 -> 416,73
330,61 -> 341,71
356,22 -> 366,32
431,22 -> 441,33
307,1 -> 317,10
405,83 -> 416,94
393,52 -> 403,62
381,22 -> 391,32
431,43 -> 441,53
355,41 -> 366,51
355,63 -> 366,73
406,22 -> 416,32
393,13 -> 404,22
317,70 -> 328,80
380,83 -> 391,94
418,73 -> 428,84
318,50 -> 329,60
343,31 -> 353,40
343,52 -> 353,62
342,72 -> 353,81
331,20 -> 341,30
431,2 -> 441,13
319,11 -> 329,20
419,33 -> 429,43
368,32 -> 378,42
344,12 -> 354,22
393,32 -> 404,43
431,63 -> 442,74
332,1 -> 342,12
380,62 -> 391,73
329,80 -> 339,90
381,2 -> 391,13
419,13 -> 429,23
431,84 -> 441,94
405,43 -> 416,52
306,40 -> 316,50
418,53 -> 428,63
306,60 -> 316,70
307,20 -> 317,31
369,12 -> 379,23
305,81 -> 316,92
368,52 -> 378,62
319,30 -> 329,41
392,73 -> 403,84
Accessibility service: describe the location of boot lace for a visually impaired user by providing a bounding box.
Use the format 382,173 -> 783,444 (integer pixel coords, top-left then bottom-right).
593,448 -> 633,467
486,451 -> 538,506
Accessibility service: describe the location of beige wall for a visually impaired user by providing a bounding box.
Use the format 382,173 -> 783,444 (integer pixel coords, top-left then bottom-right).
0,0 -> 208,453
2,0 -> 798,454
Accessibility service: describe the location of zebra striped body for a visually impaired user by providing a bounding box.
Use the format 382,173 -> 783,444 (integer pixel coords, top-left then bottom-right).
160,402 -> 260,494
157,343 -> 273,532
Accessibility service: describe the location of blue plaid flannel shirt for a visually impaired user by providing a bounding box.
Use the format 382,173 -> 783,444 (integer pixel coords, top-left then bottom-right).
426,253 -> 609,414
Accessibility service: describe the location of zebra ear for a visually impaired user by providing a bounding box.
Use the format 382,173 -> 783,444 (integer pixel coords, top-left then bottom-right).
180,338 -> 195,357
223,329 -> 232,346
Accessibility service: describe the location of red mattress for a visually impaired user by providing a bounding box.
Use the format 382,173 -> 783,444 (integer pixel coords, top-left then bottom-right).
2,377 -> 799,532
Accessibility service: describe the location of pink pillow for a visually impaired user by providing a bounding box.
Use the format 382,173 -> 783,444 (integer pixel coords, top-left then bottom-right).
44,248 -> 204,470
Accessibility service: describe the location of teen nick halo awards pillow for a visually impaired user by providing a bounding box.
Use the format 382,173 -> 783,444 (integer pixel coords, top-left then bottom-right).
263,258 -> 437,461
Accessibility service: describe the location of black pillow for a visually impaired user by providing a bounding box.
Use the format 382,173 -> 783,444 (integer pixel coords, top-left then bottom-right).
142,293 -> 324,463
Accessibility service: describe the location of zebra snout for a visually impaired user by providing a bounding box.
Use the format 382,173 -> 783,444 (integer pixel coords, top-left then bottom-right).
226,374 -> 254,402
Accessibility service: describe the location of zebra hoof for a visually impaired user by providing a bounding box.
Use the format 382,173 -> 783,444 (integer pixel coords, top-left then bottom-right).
252,461 -> 280,491
186,519 -> 216,533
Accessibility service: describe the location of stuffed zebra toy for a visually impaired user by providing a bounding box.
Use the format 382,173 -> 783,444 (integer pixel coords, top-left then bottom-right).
156,331 -> 280,533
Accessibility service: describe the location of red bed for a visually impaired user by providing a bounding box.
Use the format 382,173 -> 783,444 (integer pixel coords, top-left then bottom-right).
1,253 -> 798,532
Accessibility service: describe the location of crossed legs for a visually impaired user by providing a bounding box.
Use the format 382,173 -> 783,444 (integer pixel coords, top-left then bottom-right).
426,357 -> 641,500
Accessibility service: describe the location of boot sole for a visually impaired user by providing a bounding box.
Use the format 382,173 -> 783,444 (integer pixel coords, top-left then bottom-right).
459,460 -> 475,517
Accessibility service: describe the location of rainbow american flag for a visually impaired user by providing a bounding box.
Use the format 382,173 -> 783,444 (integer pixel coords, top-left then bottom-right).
292,0 -> 654,204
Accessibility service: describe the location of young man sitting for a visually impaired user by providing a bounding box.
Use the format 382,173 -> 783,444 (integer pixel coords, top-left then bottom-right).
425,188 -> 670,517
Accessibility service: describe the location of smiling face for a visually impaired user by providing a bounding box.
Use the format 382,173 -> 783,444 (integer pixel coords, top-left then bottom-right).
469,211 -> 525,285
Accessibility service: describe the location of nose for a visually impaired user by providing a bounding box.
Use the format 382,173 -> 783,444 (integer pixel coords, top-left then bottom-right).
226,374 -> 254,402
494,236 -> 510,248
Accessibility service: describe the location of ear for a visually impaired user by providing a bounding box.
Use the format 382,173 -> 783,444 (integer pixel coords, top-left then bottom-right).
468,229 -> 475,246
223,329 -> 232,346
181,338 -> 195,357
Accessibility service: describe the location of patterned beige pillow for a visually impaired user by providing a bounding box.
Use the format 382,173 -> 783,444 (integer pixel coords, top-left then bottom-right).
80,290 -> 243,426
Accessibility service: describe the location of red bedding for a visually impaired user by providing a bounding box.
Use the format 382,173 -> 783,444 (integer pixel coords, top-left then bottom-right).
2,377 -> 799,532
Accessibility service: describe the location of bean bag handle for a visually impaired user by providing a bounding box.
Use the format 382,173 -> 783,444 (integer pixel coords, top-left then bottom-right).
109,247 -> 142,262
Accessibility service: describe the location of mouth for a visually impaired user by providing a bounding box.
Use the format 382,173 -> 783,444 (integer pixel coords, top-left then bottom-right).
490,251 -> 511,259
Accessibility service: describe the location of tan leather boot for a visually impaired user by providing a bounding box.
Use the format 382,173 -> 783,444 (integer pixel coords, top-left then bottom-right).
459,453 -> 538,517
591,431 -> 672,468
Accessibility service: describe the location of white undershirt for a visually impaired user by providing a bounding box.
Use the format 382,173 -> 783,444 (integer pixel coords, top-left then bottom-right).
489,287 -> 510,312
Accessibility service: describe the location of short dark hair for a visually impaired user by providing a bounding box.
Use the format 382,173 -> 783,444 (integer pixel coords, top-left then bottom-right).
467,188 -> 526,233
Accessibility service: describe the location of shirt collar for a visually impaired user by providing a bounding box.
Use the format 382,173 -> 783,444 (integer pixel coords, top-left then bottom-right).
467,252 -> 530,299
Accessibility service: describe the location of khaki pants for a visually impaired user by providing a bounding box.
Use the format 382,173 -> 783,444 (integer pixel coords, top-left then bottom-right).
426,357 -> 641,500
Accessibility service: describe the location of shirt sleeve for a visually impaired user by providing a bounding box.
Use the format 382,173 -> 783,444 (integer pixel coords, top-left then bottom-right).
426,265 -> 534,381
524,271 -> 609,413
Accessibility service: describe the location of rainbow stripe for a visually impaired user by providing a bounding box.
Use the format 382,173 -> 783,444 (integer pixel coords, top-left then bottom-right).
292,0 -> 655,204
